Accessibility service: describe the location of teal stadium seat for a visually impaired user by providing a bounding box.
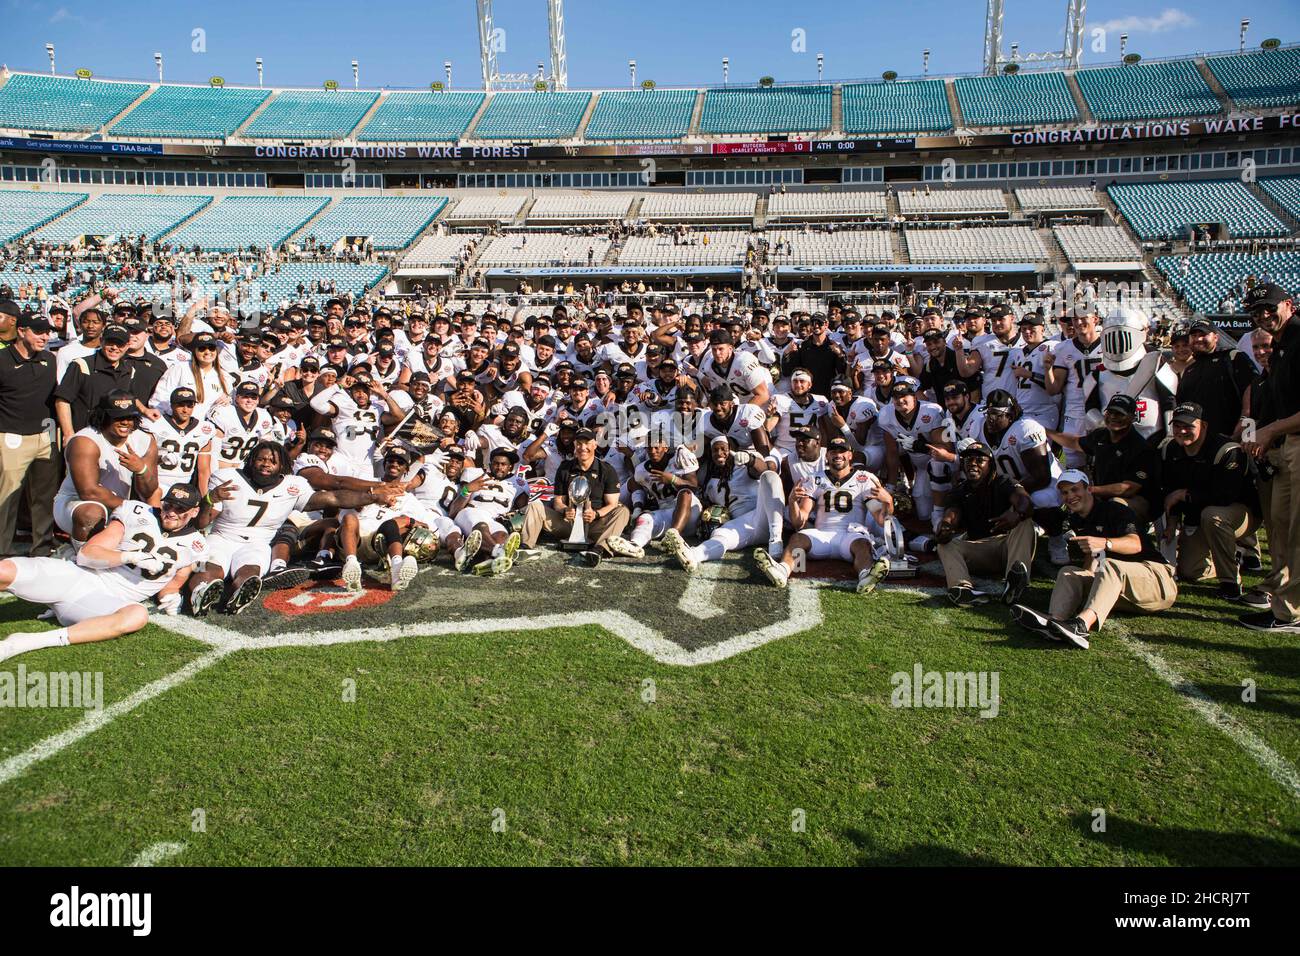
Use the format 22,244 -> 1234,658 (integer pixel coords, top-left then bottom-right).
1108,180 -> 1287,240
1206,48 -> 1300,109
953,72 -> 1078,126
584,89 -> 696,140
1258,177 -> 1300,221
1076,60 -> 1221,121
305,196 -> 449,249
357,92 -> 485,142
1156,252 -> 1300,314
110,85 -> 270,139
163,196 -> 330,252
0,74 -> 149,133
242,263 -> 389,309
243,90 -> 380,139
473,92 -> 592,139
699,86 -> 832,134
0,190 -> 88,243
842,80 -> 952,134
35,193 -> 213,242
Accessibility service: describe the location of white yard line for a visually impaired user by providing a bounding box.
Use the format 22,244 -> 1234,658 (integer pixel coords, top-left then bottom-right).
130,842 -> 186,867
0,647 -> 231,788
1116,629 -> 1300,801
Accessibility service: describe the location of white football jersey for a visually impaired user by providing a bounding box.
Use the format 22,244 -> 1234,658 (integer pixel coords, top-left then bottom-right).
412,462 -> 460,515
329,392 -> 385,465
632,450 -> 696,509
1009,342 -> 1061,428
787,449 -> 827,489
971,334 -> 1024,395
770,393 -> 828,453
56,427 -> 154,505
809,466 -> 882,533
210,405 -> 276,466
702,460 -> 760,515
100,501 -> 207,601
144,415 -> 217,493
208,468 -> 315,545
982,417 -> 1062,488
696,350 -> 769,402
877,400 -> 944,465
1051,336 -> 1104,422
700,403 -> 767,451
464,470 -> 530,517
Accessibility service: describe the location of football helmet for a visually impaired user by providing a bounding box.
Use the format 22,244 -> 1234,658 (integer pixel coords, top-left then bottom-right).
698,504 -> 731,540
402,526 -> 440,561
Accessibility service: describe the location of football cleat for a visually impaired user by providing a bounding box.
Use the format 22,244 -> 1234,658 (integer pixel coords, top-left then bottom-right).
189,579 -> 225,618
392,558 -> 418,591
341,556 -> 363,592
605,536 -> 644,559
857,557 -> 889,595
262,566 -> 310,591
753,549 -> 789,588
454,529 -> 482,573
473,553 -> 514,576
224,575 -> 262,616
578,550 -> 602,568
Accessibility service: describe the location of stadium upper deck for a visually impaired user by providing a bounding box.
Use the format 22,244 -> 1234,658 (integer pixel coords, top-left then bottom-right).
0,46 -> 1296,145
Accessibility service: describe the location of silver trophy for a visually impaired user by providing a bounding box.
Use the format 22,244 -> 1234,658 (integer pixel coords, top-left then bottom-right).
567,475 -> 591,547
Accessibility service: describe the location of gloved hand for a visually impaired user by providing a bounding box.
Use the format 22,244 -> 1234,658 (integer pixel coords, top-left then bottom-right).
122,550 -> 166,574
896,433 -> 917,453
732,450 -> 754,467
674,446 -> 699,472
157,591 -> 183,616
544,421 -> 560,437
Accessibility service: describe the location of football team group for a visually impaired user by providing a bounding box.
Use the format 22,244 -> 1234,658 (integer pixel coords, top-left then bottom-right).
0,278 -> 1297,663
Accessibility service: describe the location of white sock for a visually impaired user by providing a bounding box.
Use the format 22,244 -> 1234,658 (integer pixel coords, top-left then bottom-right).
269,558 -> 287,572
0,629 -> 69,662
389,555 -> 403,582
491,543 -> 503,558
699,539 -> 726,563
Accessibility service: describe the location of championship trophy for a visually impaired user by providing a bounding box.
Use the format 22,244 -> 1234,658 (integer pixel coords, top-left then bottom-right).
566,476 -> 591,549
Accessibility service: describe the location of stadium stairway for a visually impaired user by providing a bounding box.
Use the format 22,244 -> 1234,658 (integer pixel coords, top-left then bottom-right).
1063,72 -> 1096,125
283,196 -> 339,246
830,85 -> 844,136
754,195 -> 768,228
1005,189 -> 1025,218
343,93 -> 388,141
153,197 -> 219,245
890,224 -> 909,264
942,79 -> 964,130
96,84 -> 157,139
460,94 -> 494,140
573,93 -> 600,142
687,90 -> 705,137
9,191 -> 91,242
512,197 -> 535,226
1247,181 -> 1300,233
1194,58 -> 1236,114
230,93 -> 278,140
1036,226 -> 1070,274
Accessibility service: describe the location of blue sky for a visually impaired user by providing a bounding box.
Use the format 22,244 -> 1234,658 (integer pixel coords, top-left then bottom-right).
2,0 -> 1295,90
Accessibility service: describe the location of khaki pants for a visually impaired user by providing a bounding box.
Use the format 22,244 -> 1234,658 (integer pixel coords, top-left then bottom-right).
937,520 -> 1036,589
1177,503 -> 1258,586
1261,435 -> 1300,622
0,432 -> 57,557
1257,446 -> 1281,572
1049,558 -> 1177,629
521,500 -> 630,556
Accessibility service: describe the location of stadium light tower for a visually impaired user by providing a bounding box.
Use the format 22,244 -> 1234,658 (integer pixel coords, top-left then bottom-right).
154,52 -> 163,83
722,57 -> 729,86
477,0 -> 568,90
1240,18 -> 1250,53
817,52 -> 824,83
445,61 -> 453,90
629,59 -> 636,88
923,49 -> 930,76
45,43 -> 55,75
352,59 -> 359,88
984,0 -> 1086,73
256,57 -> 264,87
1119,33 -> 1128,59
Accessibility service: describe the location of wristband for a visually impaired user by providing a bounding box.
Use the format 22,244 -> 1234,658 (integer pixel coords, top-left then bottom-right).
202,492 -> 213,505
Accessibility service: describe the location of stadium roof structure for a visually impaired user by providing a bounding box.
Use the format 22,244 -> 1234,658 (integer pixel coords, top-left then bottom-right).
0,43 -> 1296,146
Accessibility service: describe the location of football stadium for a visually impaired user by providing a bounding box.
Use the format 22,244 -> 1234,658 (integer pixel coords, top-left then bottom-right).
0,0 -> 1298,904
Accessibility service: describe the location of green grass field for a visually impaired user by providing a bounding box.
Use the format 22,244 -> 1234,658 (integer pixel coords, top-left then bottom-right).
1,551 -> 1298,867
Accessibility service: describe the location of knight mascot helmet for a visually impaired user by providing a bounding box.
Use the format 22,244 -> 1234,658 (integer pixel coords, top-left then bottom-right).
1101,306 -> 1150,372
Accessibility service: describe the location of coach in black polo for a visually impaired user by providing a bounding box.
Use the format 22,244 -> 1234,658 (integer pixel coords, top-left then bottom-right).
1049,393 -> 1161,521
0,308 -> 59,557
520,427 -> 631,563
54,323 -> 136,435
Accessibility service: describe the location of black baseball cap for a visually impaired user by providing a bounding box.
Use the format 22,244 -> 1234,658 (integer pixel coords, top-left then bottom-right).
1018,313 -> 1044,327
384,446 -> 413,464
191,332 -> 218,350
826,437 -> 852,453
573,427 -> 597,442
557,417 -> 580,431
299,356 -> 320,370
1188,318 -> 1216,334
1105,394 -> 1138,417
162,483 -> 201,510
708,383 -> 736,403
100,390 -> 139,420
308,428 -> 336,445
235,381 -> 261,398
408,371 -> 431,385
170,387 -> 198,406
102,325 -> 130,346
871,359 -> 894,373
269,394 -> 295,411
615,363 -> 637,379
889,380 -> 916,397
708,330 -> 733,346
1171,402 -> 1203,425
1244,283 -> 1290,310
960,441 -> 993,459
941,381 -> 970,397
17,312 -> 51,333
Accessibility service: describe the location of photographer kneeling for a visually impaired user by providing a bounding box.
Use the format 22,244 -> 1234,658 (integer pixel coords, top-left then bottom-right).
1010,471 -> 1177,649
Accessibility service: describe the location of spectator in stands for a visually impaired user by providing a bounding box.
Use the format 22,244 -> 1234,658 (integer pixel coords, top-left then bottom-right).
934,442 -> 1035,608
1010,471 -> 1177,650
0,306 -> 58,558
1176,319 -> 1256,439
1159,401 -> 1265,607
1240,284 -> 1300,634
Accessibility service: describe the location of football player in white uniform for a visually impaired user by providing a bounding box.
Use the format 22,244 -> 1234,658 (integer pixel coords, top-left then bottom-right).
768,369 -> 829,461
979,389 -> 1069,564
955,304 -> 1023,398
309,372 -> 405,475
825,379 -> 881,470
700,384 -> 772,455
449,447 -> 528,576
626,441 -> 702,551
189,441 -> 399,615
143,386 -> 216,498
0,484 -> 204,662
660,436 -> 786,572
877,379 -> 949,527
754,437 -> 893,594
696,330 -> 771,407
211,380 -> 276,469
337,447 -> 443,593
52,391 -> 159,548
1045,309 -> 1103,468
1008,314 -> 1061,428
